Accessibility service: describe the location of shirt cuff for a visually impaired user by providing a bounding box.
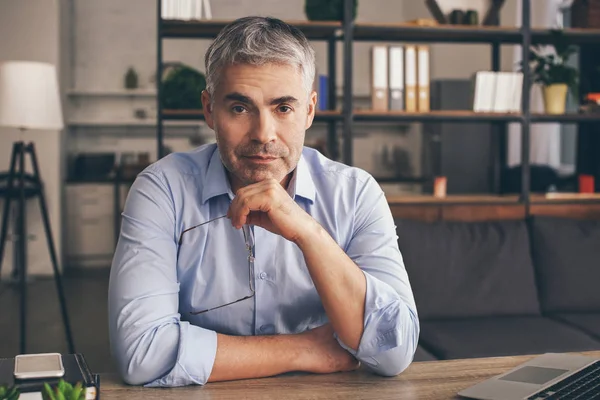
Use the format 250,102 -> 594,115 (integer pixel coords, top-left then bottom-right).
145,321 -> 218,387
334,271 -> 404,366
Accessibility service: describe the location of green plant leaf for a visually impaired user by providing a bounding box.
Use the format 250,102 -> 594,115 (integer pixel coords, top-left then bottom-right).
43,383 -> 57,400
70,382 -> 83,400
55,386 -> 66,400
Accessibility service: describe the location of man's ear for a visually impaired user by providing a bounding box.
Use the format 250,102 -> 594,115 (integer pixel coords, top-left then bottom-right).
305,90 -> 317,130
201,90 -> 214,129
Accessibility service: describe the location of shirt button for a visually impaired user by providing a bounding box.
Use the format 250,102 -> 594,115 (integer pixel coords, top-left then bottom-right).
259,272 -> 267,280
260,324 -> 275,334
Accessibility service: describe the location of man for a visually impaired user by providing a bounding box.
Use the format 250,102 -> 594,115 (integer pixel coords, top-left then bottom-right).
108,16 -> 419,387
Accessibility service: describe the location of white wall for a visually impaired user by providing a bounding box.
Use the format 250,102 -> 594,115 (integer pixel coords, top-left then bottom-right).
0,0 -> 63,276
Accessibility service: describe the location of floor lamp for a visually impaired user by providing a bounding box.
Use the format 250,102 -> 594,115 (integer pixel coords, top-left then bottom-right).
0,61 -> 75,354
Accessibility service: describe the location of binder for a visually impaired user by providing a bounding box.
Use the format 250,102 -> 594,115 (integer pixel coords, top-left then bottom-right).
417,45 -> 430,112
318,75 -> 329,111
388,46 -> 405,110
0,354 -> 99,399
371,45 -> 389,111
404,45 -> 418,112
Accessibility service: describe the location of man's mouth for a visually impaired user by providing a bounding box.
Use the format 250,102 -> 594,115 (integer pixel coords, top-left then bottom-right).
245,155 -> 278,163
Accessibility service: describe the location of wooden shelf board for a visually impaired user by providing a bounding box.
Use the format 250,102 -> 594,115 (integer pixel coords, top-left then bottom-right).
161,19 -> 342,40
530,113 -> 600,123
352,23 -> 523,43
354,110 -> 523,122
531,27 -> 600,45
386,194 -> 521,205
161,20 -> 600,45
531,193 -> 600,204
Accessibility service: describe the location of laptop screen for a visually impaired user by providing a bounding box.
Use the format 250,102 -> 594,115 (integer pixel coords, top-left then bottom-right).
498,366 -> 569,385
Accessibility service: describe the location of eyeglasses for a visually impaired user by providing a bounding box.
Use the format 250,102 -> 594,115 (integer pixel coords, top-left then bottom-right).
177,215 -> 255,315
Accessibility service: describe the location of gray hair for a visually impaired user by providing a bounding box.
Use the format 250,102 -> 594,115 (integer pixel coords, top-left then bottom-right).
204,16 -> 316,99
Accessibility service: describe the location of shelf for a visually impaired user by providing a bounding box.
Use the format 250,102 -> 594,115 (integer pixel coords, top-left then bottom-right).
160,19 -> 600,45
531,193 -> 600,204
353,110 -> 522,123
386,194 -> 521,205
353,23 -> 522,43
161,109 -> 343,122
530,113 -> 600,123
531,27 -> 600,45
161,19 -> 342,40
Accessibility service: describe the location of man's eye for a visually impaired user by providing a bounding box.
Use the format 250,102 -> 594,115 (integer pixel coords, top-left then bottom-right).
278,105 -> 292,113
232,106 -> 246,113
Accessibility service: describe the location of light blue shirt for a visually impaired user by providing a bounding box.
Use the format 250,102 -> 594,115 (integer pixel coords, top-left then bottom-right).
108,143 -> 419,387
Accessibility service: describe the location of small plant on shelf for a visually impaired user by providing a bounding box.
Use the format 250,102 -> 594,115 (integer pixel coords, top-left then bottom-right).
521,29 -> 579,114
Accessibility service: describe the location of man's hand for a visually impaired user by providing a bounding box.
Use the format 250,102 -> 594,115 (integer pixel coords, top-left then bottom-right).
227,178 -> 317,243
297,324 -> 360,374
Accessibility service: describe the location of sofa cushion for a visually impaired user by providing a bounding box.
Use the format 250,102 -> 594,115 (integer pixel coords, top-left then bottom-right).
529,216 -> 600,312
395,219 -> 540,319
413,345 -> 438,362
419,316 -> 600,360
552,313 -> 600,340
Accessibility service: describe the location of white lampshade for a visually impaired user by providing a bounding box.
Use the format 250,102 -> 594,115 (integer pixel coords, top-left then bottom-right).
0,61 -> 64,130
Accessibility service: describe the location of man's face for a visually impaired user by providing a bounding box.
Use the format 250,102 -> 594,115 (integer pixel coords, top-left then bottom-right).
202,63 -> 317,191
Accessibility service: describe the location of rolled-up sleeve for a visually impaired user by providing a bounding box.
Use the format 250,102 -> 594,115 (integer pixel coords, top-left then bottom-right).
335,176 -> 420,377
108,168 -> 217,387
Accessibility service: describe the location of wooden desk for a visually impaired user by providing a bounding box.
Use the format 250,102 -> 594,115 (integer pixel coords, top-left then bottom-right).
99,351 -> 600,399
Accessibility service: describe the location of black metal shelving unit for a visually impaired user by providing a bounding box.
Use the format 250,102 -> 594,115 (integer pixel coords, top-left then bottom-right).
156,0 -> 600,207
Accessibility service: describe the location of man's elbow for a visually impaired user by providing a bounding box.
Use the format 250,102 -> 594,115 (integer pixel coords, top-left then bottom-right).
112,334 -> 177,386
120,361 -> 167,386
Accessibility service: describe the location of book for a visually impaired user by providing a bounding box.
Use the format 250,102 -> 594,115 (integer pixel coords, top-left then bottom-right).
0,354 -> 99,400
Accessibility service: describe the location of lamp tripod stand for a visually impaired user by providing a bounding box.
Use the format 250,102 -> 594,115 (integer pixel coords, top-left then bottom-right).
0,140 -> 75,354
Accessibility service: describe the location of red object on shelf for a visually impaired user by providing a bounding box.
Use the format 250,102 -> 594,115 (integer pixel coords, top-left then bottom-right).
434,176 -> 447,198
579,174 -> 595,193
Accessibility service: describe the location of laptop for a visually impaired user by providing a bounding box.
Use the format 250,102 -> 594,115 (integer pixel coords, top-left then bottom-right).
458,353 -> 600,400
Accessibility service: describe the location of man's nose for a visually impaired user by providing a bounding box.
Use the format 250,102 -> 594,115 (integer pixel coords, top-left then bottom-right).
249,110 -> 277,143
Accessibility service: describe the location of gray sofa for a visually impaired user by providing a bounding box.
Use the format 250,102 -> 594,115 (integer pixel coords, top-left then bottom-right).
397,216 -> 600,362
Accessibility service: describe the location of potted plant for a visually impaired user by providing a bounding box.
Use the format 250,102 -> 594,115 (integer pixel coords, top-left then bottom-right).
522,29 -> 579,114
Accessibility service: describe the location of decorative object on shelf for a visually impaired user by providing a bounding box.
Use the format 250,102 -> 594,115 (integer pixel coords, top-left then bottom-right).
162,0 -> 213,20
433,176 -> 447,198
305,0 -> 357,22
449,9 -> 465,24
160,62 -> 206,109
522,29 -> 578,114
464,9 -> 479,25
571,0 -> 600,28
425,0 -> 504,25
579,174 -> 595,193
124,67 -> 139,89
134,108 -> 148,119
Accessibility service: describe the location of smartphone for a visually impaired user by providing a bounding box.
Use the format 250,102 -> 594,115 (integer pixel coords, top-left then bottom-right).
14,353 -> 65,380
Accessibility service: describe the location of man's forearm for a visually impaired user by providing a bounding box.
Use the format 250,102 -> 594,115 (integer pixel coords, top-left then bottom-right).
208,333 -> 303,382
295,222 -> 367,351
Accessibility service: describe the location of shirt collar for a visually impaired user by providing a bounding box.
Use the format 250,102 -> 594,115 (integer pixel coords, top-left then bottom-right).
288,152 -> 316,203
200,147 -> 316,204
200,147 -> 234,204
